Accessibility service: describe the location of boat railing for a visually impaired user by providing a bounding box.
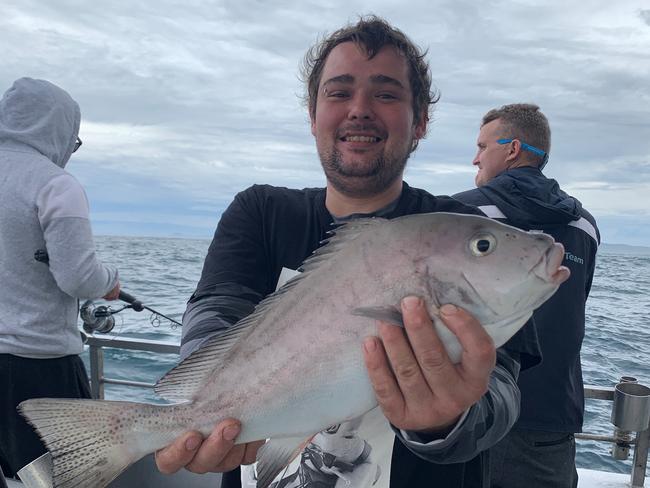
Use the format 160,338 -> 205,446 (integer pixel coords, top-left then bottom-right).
84,333 -> 650,487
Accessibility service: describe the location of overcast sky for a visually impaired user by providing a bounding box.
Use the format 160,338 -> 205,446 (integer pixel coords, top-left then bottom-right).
2,0 -> 649,245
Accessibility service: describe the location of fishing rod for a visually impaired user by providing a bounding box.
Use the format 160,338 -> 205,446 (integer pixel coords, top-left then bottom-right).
117,291 -> 181,326
34,249 -> 182,333
79,291 -> 182,334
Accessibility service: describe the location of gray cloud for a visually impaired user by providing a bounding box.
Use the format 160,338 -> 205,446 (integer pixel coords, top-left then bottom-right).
640,9 -> 650,25
2,0 -> 649,244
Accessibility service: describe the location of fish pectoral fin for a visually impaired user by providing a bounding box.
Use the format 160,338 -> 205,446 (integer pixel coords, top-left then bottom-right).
351,306 -> 404,327
256,435 -> 313,488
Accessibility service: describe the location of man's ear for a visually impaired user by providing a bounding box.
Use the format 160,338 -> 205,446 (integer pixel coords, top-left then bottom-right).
310,116 -> 317,137
414,110 -> 428,140
508,139 -> 523,162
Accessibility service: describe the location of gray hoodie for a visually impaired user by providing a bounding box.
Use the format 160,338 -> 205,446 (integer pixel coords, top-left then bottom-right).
0,77 -> 118,358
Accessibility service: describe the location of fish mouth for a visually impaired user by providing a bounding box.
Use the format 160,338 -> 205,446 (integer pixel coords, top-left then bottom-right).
533,242 -> 570,285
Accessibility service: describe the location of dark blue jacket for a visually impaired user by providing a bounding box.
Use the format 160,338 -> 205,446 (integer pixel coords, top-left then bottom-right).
454,166 -> 599,432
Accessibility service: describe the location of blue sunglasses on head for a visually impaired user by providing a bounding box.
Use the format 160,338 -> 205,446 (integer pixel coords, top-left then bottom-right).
497,138 -> 549,169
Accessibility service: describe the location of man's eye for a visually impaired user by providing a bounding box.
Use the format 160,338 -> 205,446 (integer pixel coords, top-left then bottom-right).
327,91 -> 349,98
377,93 -> 397,100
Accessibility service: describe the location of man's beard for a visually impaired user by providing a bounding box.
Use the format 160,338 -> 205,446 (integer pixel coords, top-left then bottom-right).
319,146 -> 409,198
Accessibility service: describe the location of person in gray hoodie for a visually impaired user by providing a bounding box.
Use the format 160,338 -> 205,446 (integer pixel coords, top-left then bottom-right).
0,77 -> 120,478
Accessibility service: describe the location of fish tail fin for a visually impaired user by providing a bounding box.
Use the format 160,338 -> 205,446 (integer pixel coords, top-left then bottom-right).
19,398 -> 157,488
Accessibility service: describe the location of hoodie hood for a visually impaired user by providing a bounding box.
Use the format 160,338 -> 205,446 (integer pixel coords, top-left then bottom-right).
0,77 -> 80,168
476,166 -> 582,228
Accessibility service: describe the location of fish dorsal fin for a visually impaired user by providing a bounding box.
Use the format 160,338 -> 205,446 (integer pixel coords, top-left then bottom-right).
154,317 -> 257,401
299,217 -> 385,273
155,218 -> 384,402
256,436 -> 313,488
155,279 -> 308,401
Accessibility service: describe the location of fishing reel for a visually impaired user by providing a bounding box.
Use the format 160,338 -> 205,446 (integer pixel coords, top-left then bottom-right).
80,301 -> 116,334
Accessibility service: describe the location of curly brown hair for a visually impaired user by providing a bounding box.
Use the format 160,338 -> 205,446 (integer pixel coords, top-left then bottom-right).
300,15 -> 439,130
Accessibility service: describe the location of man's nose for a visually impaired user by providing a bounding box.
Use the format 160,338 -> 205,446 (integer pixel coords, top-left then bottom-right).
347,94 -> 375,120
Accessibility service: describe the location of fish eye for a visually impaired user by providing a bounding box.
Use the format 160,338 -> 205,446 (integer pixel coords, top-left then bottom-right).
470,233 -> 497,257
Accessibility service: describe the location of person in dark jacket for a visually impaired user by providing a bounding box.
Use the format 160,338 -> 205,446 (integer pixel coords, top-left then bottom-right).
454,103 -> 600,488
154,18 -> 541,488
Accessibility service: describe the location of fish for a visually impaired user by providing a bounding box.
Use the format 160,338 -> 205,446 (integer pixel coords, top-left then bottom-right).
19,212 -> 570,488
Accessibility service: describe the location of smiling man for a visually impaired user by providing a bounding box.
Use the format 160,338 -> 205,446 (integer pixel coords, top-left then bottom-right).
154,17 -> 540,488
312,41 -> 426,206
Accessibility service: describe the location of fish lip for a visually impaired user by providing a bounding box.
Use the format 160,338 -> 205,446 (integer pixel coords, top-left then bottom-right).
550,265 -> 571,285
532,242 -> 569,285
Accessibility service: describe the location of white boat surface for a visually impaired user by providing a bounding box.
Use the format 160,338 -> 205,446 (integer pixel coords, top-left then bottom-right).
2,458 -> 640,487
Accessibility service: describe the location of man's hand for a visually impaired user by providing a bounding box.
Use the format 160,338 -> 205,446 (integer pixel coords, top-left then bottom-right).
155,420 -> 264,475
362,296 -> 496,436
102,281 -> 120,301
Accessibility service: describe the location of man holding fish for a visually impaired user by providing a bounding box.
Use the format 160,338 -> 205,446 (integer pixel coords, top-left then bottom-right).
153,16 -> 559,488
16,13 -> 572,488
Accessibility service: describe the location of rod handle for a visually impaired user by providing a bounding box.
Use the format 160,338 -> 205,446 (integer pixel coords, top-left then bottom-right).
118,291 -> 144,312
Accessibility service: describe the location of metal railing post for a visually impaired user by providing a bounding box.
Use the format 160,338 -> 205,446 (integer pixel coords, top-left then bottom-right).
80,332 -> 649,485
84,334 -> 180,396
88,343 -> 104,399
632,427 -> 649,487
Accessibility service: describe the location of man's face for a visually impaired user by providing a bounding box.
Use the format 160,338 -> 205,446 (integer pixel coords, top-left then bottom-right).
473,119 -> 512,187
311,42 -> 427,197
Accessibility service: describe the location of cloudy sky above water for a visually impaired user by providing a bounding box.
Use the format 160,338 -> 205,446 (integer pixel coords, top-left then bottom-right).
2,0 -> 649,245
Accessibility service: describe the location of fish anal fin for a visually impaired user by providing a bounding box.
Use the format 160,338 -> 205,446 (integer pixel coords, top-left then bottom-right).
351,306 -> 404,328
255,435 -> 313,488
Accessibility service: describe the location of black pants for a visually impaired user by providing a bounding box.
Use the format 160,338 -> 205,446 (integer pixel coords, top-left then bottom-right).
0,354 -> 91,478
490,428 -> 578,488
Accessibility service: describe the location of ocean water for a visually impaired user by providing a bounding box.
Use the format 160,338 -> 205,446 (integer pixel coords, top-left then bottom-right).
90,235 -> 650,477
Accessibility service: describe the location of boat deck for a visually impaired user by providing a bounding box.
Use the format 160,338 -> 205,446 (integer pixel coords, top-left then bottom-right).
3,459 -> 636,488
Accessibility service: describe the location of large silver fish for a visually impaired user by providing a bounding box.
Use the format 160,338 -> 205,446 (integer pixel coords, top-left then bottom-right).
20,212 -> 569,488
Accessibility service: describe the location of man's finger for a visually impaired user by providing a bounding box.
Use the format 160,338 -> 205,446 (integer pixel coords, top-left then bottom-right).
186,421 -> 241,473
400,297 -> 455,378
155,430 -> 203,475
242,440 -> 266,465
377,319 -> 434,410
362,335 -> 406,420
192,443 -> 246,474
439,305 -> 495,386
